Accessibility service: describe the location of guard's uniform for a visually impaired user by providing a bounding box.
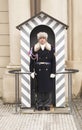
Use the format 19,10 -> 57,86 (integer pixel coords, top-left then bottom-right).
30,42 -> 56,109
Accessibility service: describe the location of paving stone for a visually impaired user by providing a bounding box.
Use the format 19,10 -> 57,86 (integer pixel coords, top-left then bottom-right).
72,98 -> 82,130
0,99 -> 81,130
79,110 -> 82,117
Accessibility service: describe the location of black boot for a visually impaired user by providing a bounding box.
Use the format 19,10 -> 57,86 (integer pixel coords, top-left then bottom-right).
38,106 -> 43,111
45,106 -> 50,111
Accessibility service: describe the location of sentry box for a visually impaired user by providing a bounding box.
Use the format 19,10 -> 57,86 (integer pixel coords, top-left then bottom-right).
16,11 -> 68,108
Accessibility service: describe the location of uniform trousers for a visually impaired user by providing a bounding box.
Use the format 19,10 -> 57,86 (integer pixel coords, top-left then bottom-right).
37,92 -> 52,108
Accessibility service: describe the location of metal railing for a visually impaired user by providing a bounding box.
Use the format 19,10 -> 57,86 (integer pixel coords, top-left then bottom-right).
9,68 -> 79,113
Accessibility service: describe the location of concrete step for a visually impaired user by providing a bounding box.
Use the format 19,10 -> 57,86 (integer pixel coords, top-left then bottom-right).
20,107 -> 70,114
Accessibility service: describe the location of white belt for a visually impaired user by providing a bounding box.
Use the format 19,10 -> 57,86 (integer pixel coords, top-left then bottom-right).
36,62 -> 51,65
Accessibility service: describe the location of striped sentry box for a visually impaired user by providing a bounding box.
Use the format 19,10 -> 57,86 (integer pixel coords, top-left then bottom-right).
17,12 -> 68,108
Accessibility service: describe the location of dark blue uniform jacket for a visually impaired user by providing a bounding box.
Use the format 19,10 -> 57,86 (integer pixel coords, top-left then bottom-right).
30,45 -> 56,93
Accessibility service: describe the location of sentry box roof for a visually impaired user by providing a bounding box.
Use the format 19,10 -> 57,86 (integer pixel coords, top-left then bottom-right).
16,11 -> 68,30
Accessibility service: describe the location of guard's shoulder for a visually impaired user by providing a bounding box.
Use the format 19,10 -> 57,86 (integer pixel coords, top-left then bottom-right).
51,46 -> 56,56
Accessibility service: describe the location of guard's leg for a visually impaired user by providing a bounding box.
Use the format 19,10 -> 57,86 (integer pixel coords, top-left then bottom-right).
37,92 -> 44,111
43,92 -> 52,111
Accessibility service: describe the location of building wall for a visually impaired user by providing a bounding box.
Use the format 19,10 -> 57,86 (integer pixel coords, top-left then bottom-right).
0,0 -> 10,97
3,0 -> 30,103
1,0 -> 82,102
41,0 -> 67,24
67,0 -> 82,97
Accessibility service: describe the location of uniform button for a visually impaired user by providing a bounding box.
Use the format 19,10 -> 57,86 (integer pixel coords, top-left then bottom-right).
39,69 -> 41,71
46,57 -> 48,59
46,68 -> 48,71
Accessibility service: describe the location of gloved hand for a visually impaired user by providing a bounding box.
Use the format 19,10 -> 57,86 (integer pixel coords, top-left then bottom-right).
31,72 -> 35,79
50,74 -> 55,78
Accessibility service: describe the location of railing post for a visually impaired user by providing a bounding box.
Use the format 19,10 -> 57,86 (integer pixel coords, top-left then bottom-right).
68,73 -> 72,113
15,73 -> 19,113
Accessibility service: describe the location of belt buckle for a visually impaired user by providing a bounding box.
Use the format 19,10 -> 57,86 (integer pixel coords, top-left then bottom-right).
40,62 -> 44,64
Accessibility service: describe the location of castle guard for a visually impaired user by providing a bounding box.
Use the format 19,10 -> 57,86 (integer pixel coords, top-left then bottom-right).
30,32 -> 56,111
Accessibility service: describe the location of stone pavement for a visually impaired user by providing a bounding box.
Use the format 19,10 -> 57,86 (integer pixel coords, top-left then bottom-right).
72,98 -> 82,130
0,99 -> 82,130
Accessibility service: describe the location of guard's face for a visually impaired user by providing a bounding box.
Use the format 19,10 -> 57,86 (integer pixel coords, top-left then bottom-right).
38,37 -> 47,44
